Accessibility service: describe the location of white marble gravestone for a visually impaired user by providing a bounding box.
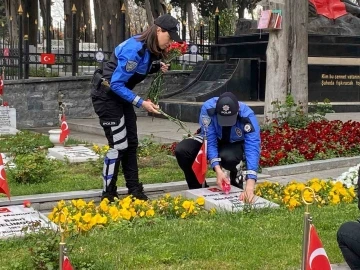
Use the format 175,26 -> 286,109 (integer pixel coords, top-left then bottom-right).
48,146 -> 99,163
0,205 -> 56,239
184,186 -> 279,212
0,107 -> 18,135
0,153 -> 16,169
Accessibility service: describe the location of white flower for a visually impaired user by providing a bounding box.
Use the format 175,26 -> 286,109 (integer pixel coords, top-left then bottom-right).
336,163 -> 360,188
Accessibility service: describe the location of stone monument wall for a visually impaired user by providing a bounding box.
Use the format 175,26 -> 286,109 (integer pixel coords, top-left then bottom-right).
2,71 -> 191,128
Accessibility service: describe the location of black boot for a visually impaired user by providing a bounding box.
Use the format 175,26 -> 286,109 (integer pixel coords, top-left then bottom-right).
127,183 -> 149,201
230,171 -> 244,190
101,185 -> 119,202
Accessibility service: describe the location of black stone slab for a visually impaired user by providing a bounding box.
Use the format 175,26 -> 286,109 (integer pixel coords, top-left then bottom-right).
309,65 -> 360,102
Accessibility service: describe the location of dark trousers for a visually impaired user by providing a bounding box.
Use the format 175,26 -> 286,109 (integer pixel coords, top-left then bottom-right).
92,89 -> 139,193
175,138 -> 244,189
337,221 -> 360,270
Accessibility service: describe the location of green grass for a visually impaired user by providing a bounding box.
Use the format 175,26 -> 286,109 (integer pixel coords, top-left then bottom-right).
0,131 -> 216,197
0,204 -> 357,269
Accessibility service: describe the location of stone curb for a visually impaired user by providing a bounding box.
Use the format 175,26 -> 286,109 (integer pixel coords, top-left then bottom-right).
0,173 -> 274,212
261,156 -> 360,177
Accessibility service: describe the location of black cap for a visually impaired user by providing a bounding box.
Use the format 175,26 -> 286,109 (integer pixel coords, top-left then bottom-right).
215,92 -> 239,126
154,14 -> 182,42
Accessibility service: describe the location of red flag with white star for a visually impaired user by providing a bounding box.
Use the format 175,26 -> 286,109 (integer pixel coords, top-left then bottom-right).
0,154 -> 10,200
59,115 -> 70,143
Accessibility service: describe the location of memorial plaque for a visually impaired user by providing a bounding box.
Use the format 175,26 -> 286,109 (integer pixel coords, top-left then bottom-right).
0,107 -> 18,135
48,146 -> 99,163
0,205 -> 56,239
184,186 -> 279,212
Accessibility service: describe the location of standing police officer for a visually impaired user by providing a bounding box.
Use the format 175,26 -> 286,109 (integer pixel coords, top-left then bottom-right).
175,92 -> 261,201
91,14 -> 182,202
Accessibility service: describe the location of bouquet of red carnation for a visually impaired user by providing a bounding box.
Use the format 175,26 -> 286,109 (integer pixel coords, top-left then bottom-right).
145,42 -> 192,136
146,42 -> 188,104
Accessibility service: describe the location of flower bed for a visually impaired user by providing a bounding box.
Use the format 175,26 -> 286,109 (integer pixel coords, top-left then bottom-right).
162,120 -> 360,168
49,195 -> 210,234
255,178 -> 356,210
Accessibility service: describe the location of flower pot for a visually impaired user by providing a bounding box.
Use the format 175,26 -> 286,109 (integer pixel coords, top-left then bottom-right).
48,129 -> 66,147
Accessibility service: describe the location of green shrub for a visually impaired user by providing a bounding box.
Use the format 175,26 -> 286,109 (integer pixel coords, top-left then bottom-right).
8,151 -> 58,184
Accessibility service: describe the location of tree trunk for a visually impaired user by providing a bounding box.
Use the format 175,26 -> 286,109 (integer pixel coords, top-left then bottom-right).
187,2 -> 195,41
4,0 -> 19,45
237,3 -> 246,18
93,0 -> 101,46
21,0 -> 38,45
264,1 -> 290,122
149,0 -> 163,18
144,0 -> 154,26
83,0 -> 92,42
226,0 -> 233,9
290,0 -> 308,112
39,0 -> 46,28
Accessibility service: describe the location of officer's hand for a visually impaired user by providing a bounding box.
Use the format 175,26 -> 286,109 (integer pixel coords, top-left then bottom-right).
216,170 -> 230,190
239,179 -> 256,203
142,100 -> 160,114
160,62 -> 170,73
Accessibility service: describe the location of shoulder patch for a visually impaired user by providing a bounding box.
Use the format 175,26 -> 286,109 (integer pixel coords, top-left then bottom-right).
235,127 -> 242,137
126,60 -> 138,72
244,123 -> 254,133
201,116 -> 211,127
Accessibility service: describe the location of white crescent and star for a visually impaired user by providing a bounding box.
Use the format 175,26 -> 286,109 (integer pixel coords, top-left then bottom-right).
61,121 -> 69,132
309,248 -> 331,269
44,56 -> 50,62
0,164 -> 6,182
195,150 -> 203,164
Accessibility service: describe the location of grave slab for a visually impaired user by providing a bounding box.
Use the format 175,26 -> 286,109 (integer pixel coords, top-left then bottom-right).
0,205 -> 56,239
0,107 -> 18,135
184,186 -> 279,212
48,146 -> 99,163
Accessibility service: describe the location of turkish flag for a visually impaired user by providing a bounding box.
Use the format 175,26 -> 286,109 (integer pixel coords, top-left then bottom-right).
63,256 -> 74,270
192,143 -> 207,184
306,224 -> 332,270
0,154 -> 10,200
309,0 -> 347,19
60,115 -> 70,143
0,73 -> 3,96
40,53 -> 56,65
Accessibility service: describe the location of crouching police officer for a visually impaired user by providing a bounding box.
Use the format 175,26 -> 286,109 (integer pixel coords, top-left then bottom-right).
175,92 -> 261,201
91,14 -> 182,202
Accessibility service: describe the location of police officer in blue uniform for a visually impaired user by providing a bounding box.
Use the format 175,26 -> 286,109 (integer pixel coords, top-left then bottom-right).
175,92 -> 261,201
91,14 -> 182,202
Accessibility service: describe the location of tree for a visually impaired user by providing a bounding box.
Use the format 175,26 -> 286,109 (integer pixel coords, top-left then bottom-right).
4,0 -> 20,45
22,0 -> 38,46
264,1 -> 290,121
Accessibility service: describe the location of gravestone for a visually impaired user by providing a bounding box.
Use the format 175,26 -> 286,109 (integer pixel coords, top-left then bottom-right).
184,186 -> 279,212
0,205 -> 56,239
48,146 -> 99,163
0,107 -> 18,135
0,153 -> 16,169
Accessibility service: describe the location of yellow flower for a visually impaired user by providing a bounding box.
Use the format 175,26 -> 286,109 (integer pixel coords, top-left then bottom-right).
72,212 -> 81,222
146,209 -> 155,217
181,212 -> 187,219
109,206 -> 119,220
195,197 -> 205,206
165,193 -> 171,199
139,211 -> 145,217
82,213 -> 92,223
119,209 -> 132,220
331,195 -> 340,205
210,208 -> 216,215
100,200 -> 109,212
182,201 -> 191,210
310,181 -> 322,192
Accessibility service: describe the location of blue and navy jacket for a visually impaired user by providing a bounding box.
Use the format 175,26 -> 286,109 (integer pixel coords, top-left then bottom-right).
102,36 -> 161,107
199,97 -> 261,180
